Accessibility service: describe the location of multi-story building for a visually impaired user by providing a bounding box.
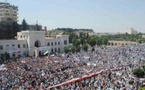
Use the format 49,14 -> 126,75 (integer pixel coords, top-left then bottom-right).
127,28 -> 138,35
0,2 -> 18,22
0,30 -> 69,59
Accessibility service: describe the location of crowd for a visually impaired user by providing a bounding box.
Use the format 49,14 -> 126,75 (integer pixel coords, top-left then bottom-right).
0,43 -> 145,90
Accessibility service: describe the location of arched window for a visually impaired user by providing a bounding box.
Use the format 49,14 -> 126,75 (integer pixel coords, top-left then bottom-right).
111,43 -> 114,46
108,43 -> 110,45
34,40 -> 41,47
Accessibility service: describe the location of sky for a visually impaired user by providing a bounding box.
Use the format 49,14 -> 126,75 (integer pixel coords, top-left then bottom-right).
3,0 -> 145,33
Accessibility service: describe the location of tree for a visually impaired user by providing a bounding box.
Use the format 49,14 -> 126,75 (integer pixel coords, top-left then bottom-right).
96,38 -> 102,46
82,44 -> 88,51
102,37 -> 109,45
75,46 -> 81,52
21,18 -> 28,30
35,23 -> 41,31
80,37 -> 86,45
133,68 -> 144,78
86,33 -> 89,38
142,65 -> 145,72
73,39 -> 80,47
70,46 -> 75,53
12,21 -> 20,37
64,47 -> 70,53
88,37 -> 96,47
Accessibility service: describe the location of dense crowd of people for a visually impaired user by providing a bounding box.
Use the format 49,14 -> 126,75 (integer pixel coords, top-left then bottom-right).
0,43 -> 145,90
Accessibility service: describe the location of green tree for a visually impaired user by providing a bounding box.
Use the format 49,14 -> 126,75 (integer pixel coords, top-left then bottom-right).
102,37 -> 109,45
21,18 -> 28,30
64,47 -> 70,53
70,46 -> 75,53
82,44 -> 88,51
133,68 -> 144,78
75,46 -> 81,52
80,37 -> 85,45
73,39 -> 80,47
142,65 -> 145,72
96,38 -> 102,46
88,36 -> 96,47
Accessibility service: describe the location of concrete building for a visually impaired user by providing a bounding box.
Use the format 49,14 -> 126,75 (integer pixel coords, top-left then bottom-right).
142,35 -> 145,38
127,28 -> 138,35
0,30 -> 69,58
0,2 -> 18,22
108,40 -> 138,47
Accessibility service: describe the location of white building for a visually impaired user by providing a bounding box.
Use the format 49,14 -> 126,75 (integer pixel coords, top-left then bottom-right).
127,28 -> 138,35
0,30 -> 69,58
0,2 -> 18,22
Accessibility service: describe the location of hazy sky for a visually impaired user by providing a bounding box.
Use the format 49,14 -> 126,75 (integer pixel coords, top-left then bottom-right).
5,0 -> 145,33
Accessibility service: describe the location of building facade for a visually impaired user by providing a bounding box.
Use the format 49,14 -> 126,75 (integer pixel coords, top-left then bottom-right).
0,2 -> 18,22
108,40 -> 138,47
0,30 -> 69,59
127,28 -> 138,35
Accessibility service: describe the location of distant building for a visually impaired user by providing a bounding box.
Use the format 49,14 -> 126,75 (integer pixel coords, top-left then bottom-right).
142,35 -> 145,38
127,28 -> 138,34
74,30 -> 95,36
0,2 -> 18,22
108,40 -> 138,47
0,30 -> 69,58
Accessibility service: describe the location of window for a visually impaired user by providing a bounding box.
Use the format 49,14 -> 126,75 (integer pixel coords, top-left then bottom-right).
18,44 -> 20,48
58,42 -> 60,45
51,48 -> 53,53
55,48 -> 57,52
12,44 -> 15,46
55,42 -> 57,45
23,44 -> 25,48
51,42 -> 53,46
64,40 -> 67,45
21,35 -> 22,38
58,48 -> 60,53
6,45 -> 9,47
0,45 -> 3,50
47,42 -> 50,46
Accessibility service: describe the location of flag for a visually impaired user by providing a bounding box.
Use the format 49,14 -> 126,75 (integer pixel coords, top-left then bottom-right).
44,50 -> 49,55
14,51 -> 20,54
